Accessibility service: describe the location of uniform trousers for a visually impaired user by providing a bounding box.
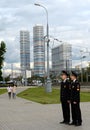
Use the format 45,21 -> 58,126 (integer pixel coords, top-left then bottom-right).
71,102 -> 82,124
61,101 -> 70,122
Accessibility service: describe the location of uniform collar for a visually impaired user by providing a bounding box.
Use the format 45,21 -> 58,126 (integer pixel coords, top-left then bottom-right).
73,79 -> 77,82
63,79 -> 67,83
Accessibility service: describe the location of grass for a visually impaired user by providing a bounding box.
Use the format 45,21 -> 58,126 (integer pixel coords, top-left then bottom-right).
0,89 -> 7,95
80,92 -> 90,102
17,87 -> 90,104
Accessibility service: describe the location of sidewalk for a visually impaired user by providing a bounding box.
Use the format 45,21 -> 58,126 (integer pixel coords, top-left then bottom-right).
0,88 -> 90,130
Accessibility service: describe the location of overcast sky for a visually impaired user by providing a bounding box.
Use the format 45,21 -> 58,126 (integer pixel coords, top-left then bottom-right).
0,0 -> 90,73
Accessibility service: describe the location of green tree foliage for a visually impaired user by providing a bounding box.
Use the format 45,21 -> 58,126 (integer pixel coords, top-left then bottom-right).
5,75 -> 10,82
0,41 -> 6,81
79,64 -> 90,82
87,63 -> 90,74
86,63 -> 90,82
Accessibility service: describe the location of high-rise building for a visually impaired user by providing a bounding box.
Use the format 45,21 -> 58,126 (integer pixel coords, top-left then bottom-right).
52,43 -> 72,75
33,25 -> 45,77
20,30 -> 30,78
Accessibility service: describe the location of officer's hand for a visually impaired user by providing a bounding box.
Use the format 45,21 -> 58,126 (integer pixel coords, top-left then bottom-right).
73,102 -> 77,104
67,100 -> 70,104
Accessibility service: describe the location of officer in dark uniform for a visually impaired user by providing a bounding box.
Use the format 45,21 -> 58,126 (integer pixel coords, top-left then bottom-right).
70,71 -> 82,126
60,70 -> 71,124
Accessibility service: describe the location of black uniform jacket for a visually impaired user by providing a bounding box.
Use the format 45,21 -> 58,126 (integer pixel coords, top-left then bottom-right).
60,79 -> 71,102
71,80 -> 80,103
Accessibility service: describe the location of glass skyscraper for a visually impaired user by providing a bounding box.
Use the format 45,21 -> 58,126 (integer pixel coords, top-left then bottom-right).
33,25 -> 45,77
20,30 -> 30,78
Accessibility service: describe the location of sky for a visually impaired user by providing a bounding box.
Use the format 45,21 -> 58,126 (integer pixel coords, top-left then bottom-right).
0,0 -> 90,75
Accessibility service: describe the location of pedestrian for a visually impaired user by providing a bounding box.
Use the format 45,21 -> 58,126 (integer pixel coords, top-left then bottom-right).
60,70 -> 71,124
70,71 -> 82,126
12,84 -> 17,99
7,85 -> 12,99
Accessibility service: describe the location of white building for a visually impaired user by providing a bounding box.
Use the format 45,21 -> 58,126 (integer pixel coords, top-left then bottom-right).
52,43 -> 72,75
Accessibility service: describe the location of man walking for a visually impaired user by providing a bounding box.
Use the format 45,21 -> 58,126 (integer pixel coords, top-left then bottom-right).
60,70 -> 71,124
70,71 -> 82,126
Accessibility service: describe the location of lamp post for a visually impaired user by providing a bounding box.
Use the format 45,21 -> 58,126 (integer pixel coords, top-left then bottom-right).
11,63 -> 13,81
80,50 -> 86,83
34,3 -> 52,92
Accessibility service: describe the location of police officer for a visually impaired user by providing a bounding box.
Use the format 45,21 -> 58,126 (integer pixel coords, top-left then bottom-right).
70,71 -> 82,126
60,70 -> 71,124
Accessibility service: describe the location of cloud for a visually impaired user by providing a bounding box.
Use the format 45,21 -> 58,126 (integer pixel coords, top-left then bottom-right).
0,0 -> 90,73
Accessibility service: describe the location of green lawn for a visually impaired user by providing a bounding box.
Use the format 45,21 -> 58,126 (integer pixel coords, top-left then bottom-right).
0,89 -> 7,95
17,87 -> 90,104
80,92 -> 90,102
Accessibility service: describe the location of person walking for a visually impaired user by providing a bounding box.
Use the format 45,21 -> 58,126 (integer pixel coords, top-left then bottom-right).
70,71 -> 82,126
12,84 -> 17,99
60,70 -> 71,124
7,85 -> 12,99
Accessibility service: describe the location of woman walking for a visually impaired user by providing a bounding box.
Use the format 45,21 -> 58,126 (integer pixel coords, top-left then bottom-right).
7,85 -> 12,99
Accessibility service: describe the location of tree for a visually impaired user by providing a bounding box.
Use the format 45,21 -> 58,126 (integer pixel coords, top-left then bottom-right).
0,41 -> 6,81
87,63 -> 90,73
86,63 -> 90,82
5,75 -> 10,82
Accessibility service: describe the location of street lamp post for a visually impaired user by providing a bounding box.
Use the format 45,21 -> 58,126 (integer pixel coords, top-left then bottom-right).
80,50 -> 86,83
34,3 -> 52,92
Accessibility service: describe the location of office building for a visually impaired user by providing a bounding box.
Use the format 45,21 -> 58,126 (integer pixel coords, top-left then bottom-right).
20,30 -> 30,78
33,25 -> 45,77
52,43 -> 72,75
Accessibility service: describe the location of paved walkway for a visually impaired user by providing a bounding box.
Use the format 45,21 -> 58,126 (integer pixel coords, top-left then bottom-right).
0,88 -> 90,130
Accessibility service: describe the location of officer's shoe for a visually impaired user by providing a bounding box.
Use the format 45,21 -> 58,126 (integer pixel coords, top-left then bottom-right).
75,122 -> 82,126
69,122 -> 75,125
60,121 -> 66,124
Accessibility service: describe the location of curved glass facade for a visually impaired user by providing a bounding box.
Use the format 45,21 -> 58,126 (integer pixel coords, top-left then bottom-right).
33,25 -> 45,77
20,30 -> 30,77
